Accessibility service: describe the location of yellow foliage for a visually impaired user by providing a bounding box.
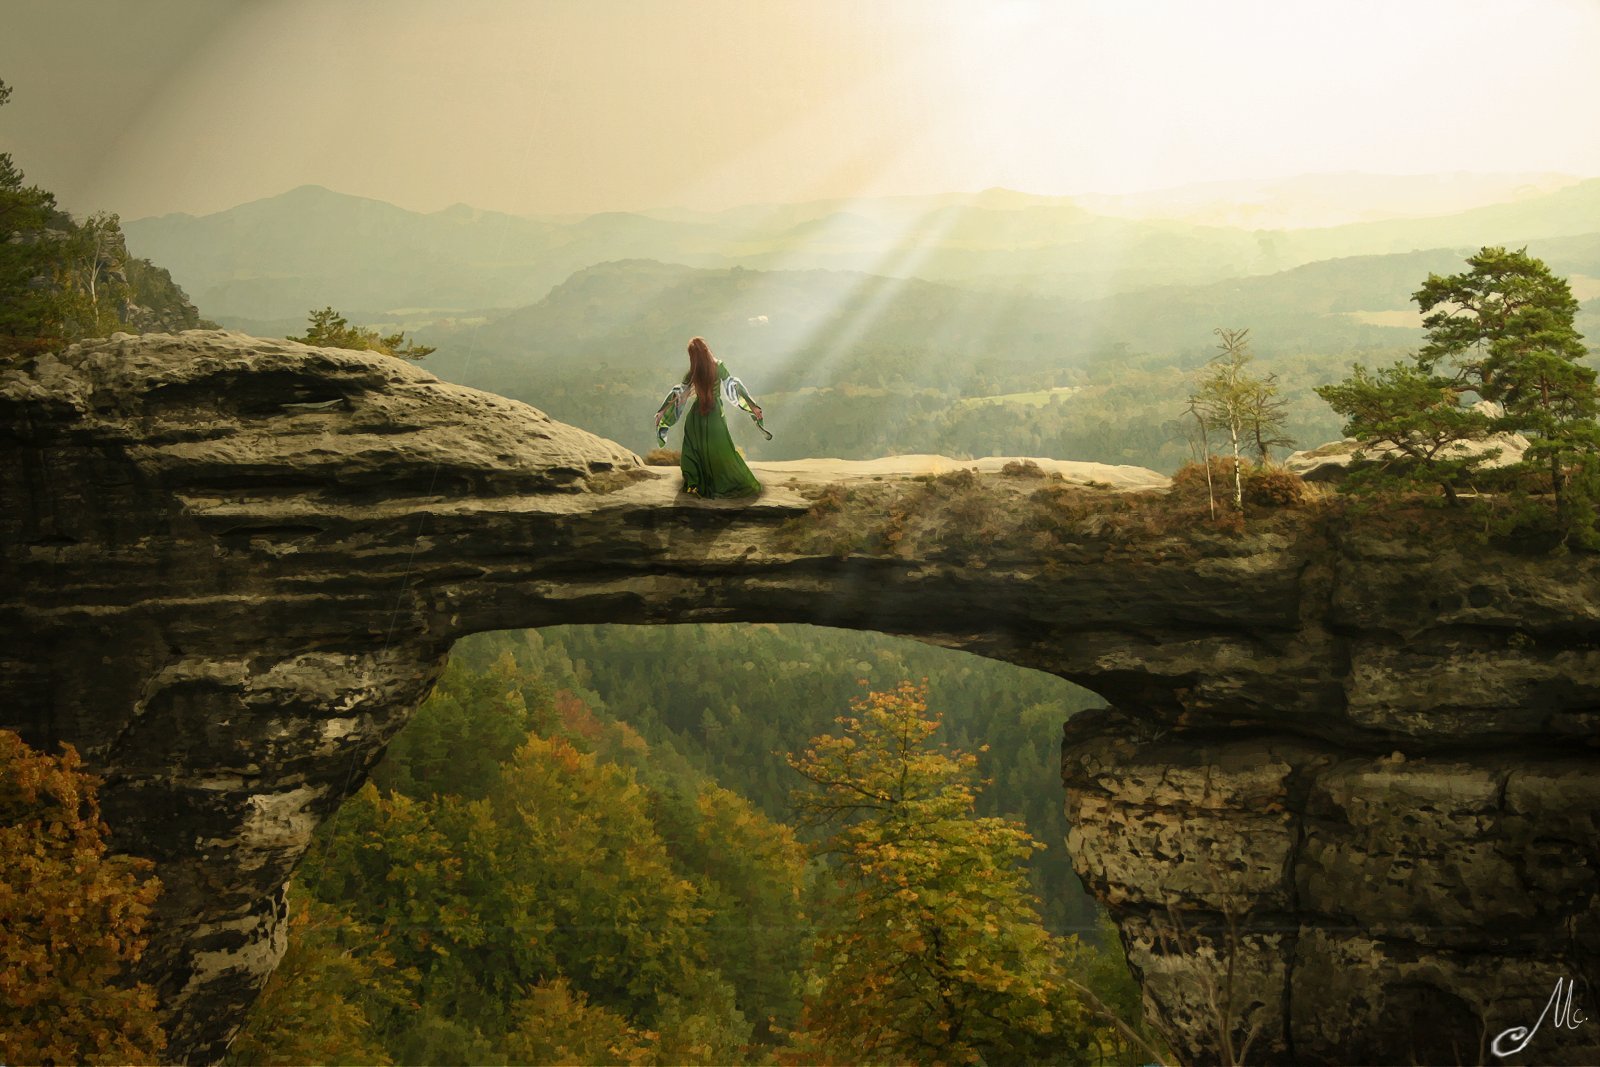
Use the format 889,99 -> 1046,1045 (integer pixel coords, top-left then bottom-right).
0,730 -> 166,1065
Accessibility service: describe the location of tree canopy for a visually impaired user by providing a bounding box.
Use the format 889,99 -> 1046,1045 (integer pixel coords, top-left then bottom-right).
0,78 -> 69,353
1,78 -> 212,356
229,633 -> 1148,1064
1317,247 -> 1598,538
787,681 -> 1097,1065
0,730 -> 166,1065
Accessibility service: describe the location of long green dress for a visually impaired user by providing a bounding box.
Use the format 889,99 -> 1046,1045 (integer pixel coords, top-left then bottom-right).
653,361 -> 770,499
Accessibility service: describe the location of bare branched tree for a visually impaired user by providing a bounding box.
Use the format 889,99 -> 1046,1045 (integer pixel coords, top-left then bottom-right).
1187,328 -> 1291,510
1146,863 -> 1268,1066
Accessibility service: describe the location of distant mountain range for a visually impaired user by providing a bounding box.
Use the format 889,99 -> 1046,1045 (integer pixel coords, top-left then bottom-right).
120,176 -> 1599,470
1072,171 -> 1580,229
124,174 -> 1600,328
419,236 -> 1600,399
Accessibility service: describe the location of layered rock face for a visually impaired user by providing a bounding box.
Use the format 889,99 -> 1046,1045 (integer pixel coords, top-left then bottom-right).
3,332 -> 1597,1064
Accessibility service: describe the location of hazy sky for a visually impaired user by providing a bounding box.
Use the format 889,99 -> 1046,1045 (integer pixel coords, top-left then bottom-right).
3,0 -> 1598,221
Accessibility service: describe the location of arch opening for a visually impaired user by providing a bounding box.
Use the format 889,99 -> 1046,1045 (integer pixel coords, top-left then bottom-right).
223,621 -> 1146,1063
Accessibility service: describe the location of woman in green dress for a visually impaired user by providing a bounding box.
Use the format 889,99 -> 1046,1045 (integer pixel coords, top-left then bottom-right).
653,336 -> 771,498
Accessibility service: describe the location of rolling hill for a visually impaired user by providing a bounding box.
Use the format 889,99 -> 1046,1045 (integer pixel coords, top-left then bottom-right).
125,176 -> 1600,332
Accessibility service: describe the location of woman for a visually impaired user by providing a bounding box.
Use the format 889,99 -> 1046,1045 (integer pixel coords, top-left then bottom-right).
653,336 -> 771,498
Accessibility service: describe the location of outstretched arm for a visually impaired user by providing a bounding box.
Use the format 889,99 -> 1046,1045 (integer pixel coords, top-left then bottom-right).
725,375 -> 773,440
653,383 -> 690,446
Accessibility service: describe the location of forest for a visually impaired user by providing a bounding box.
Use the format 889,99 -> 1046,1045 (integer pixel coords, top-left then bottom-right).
222,626 -> 1154,1065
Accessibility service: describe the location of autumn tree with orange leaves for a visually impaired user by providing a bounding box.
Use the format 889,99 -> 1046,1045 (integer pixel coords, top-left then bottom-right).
0,729 -> 166,1065
786,682 -> 1096,1066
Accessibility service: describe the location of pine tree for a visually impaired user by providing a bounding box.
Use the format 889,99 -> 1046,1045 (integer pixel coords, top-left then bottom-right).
1314,360 -> 1495,505
1317,247 -> 1599,533
1414,246 -> 1597,522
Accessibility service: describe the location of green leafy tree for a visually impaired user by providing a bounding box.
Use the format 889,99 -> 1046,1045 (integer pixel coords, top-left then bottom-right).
486,735 -> 719,1023
56,210 -> 132,341
0,78 -> 68,353
374,653 -> 550,800
0,730 -> 166,1065
291,305 -> 436,360
503,977 -> 653,1065
224,890 -> 410,1066
1,82 -> 202,352
1415,246 -> 1589,390
786,682 -> 1094,1066
651,783 -> 810,1038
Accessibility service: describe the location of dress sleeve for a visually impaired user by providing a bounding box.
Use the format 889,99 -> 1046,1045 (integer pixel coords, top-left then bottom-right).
722,367 -> 773,440
653,382 -> 691,446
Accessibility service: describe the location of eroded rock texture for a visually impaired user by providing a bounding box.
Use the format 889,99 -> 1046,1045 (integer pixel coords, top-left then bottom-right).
3,332 -> 1597,1064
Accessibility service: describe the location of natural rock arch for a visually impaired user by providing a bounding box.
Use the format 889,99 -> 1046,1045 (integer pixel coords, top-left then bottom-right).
3,332 -> 1596,1064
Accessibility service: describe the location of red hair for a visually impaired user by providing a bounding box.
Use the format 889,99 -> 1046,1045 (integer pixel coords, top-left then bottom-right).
687,337 -> 717,415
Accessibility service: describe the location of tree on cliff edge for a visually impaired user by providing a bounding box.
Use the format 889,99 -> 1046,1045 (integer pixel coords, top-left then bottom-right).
0,730 -> 166,1065
1415,246 -> 1598,522
0,78 -> 67,354
1,79 -> 209,355
291,305 -> 436,360
1187,328 -> 1290,512
1317,247 -> 1599,539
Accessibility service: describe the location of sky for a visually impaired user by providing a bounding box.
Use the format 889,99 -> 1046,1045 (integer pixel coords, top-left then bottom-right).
2,0 -> 1599,222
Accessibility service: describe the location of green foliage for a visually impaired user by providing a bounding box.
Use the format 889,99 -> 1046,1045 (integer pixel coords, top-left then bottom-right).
483,624 -> 1103,933
1314,360 -> 1495,503
0,730 -> 167,1065
1318,247 -> 1599,540
1416,246 -> 1597,525
787,682 -> 1096,1065
53,211 -> 132,341
231,628 -> 1150,1062
1414,246 -> 1588,383
489,734 -> 718,1017
124,257 -> 214,331
374,653 -> 551,800
291,305 -> 436,360
0,79 -> 208,355
0,79 -> 68,353
225,890 -> 409,1066
647,783 -> 810,1038
503,977 -> 653,1065
231,642 -> 810,1063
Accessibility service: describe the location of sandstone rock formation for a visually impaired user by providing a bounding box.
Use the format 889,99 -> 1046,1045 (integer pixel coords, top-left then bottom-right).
3,331 -> 1597,1064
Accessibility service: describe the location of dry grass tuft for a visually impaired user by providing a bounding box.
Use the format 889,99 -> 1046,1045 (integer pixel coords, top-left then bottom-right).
775,460 -> 1565,563
778,464 -> 1329,563
999,459 -> 1050,479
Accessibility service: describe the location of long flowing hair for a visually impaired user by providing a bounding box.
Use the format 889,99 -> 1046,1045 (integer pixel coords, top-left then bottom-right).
687,336 -> 718,415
